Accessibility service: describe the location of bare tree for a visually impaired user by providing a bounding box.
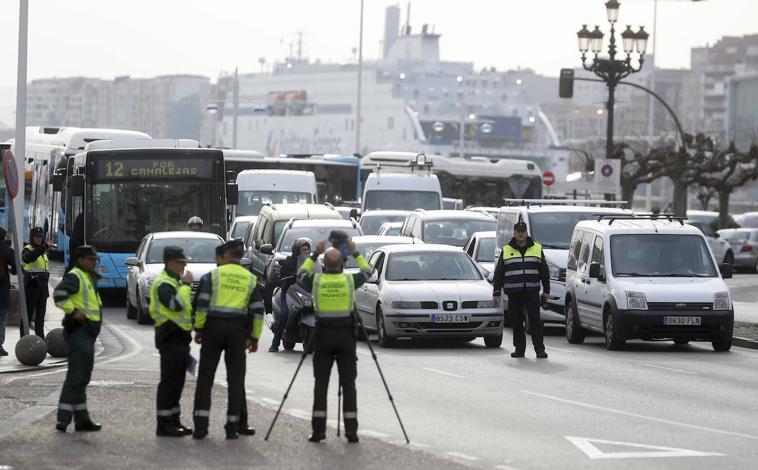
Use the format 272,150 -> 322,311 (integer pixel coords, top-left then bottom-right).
689,184 -> 717,211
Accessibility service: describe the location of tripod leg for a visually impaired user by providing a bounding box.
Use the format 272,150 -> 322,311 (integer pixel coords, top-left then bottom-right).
264,349 -> 308,441
337,384 -> 342,437
352,312 -> 410,444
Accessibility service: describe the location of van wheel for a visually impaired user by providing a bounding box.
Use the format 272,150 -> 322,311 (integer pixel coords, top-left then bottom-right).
603,312 -> 624,350
484,334 -> 503,349
712,338 -> 732,352
376,307 -> 395,348
565,302 -> 585,344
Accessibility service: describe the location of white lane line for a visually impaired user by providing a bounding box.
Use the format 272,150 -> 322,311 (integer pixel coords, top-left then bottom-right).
422,367 -> 464,379
523,390 -> 758,441
357,349 -> 370,356
495,465 -> 524,470
287,408 -> 310,420
547,346 -> 577,353
260,397 -> 279,405
445,451 -> 480,461
641,363 -> 697,375
361,430 -> 390,438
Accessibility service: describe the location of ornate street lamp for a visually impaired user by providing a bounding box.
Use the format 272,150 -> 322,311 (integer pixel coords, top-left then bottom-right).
578,1 -> 648,159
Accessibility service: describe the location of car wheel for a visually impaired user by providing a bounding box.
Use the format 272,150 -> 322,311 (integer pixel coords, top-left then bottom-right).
483,334 -> 503,348
673,339 -> 690,345
136,288 -> 152,325
603,312 -> 624,350
712,338 -> 732,352
565,301 -> 586,344
723,250 -> 734,265
126,290 -> 137,320
376,306 -> 395,348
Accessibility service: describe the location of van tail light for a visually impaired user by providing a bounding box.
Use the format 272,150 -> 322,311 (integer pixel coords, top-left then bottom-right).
741,245 -> 753,253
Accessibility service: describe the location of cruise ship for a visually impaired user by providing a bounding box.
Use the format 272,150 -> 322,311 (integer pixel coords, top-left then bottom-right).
217,5 -> 568,181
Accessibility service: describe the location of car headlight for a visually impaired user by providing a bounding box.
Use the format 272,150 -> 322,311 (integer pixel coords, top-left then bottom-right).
713,291 -> 730,311
391,301 -> 421,309
626,291 -> 648,310
547,261 -> 561,281
476,300 -> 497,309
295,291 -> 312,307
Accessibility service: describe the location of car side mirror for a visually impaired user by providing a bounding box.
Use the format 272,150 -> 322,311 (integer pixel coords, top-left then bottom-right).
367,272 -> 379,284
70,174 -> 84,197
486,271 -> 494,283
588,262 -> 601,279
259,244 -> 273,255
240,257 -> 252,268
125,257 -> 141,267
719,263 -> 733,279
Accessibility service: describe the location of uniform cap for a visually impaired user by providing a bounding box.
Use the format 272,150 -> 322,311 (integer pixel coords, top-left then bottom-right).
30,227 -> 44,236
75,245 -> 99,259
513,221 -> 528,232
163,246 -> 191,262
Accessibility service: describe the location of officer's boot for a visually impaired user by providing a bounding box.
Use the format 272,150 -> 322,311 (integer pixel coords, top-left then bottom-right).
156,417 -> 185,437
192,416 -> 209,440
309,416 -> 327,443
172,413 -> 193,436
224,422 -> 240,440
238,413 -> 255,436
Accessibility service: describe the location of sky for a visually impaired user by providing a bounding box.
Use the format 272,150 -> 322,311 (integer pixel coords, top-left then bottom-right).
0,0 -> 756,125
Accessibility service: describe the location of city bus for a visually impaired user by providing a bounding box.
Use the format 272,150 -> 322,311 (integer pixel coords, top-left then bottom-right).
359,152 -> 543,207
64,141 -> 235,289
222,150 -> 361,205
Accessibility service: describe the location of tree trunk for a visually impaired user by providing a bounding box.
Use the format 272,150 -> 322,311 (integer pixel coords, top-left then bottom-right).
621,180 -> 636,209
717,187 -> 730,229
672,180 -> 689,217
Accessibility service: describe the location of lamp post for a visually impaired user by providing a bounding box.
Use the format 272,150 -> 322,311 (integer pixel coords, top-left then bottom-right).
577,0 -> 649,159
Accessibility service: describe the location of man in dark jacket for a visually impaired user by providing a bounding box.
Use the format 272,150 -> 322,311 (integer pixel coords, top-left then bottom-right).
269,238 -> 312,352
0,227 -> 17,356
492,221 -> 550,359
21,227 -> 50,337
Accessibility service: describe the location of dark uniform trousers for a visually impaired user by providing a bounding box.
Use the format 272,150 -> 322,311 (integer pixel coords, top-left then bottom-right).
312,324 -> 358,435
57,326 -> 96,425
23,276 -> 48,338
193,318 -> 247,432
507,292 -> 545,354
156,324 -> 191,427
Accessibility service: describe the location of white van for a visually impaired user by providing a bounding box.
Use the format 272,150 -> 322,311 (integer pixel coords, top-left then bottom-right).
361,172 -> 442,212
564,215 -> 734,351
234,170 -> 318,217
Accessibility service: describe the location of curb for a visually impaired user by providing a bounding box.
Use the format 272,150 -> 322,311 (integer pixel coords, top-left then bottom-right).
733,336 -> 758,350
0,358 -> 68,374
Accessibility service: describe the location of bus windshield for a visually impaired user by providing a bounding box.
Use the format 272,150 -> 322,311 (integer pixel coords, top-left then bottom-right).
86,181 -> 225,252
364,190 -> 440,211
236,190 -> 312,216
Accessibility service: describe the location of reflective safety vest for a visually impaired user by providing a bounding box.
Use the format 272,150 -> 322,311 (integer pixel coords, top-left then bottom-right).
65,267 -> 103,322
22,244 -> 49,273
312,273 -> 355,320
501,242 -> 543,294
149,270 -> 193,331
208,263 -> 256,318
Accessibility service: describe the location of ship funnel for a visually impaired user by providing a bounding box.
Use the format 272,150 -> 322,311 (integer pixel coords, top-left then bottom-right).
384,5 -> 401,59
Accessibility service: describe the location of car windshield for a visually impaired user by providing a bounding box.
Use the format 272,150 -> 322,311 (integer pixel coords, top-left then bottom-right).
364,190 -> 440,211
146,238 -> 222,264
610,234 -> 718,277
719,230 -> 752,242
386,251 -> 482,281
530,212 -> 617,249
346,241 -> 408,268
423,219 -> 496,247
231,221 -> 250,239
278,227 -> 362,252
381,224 -> 401,236
475,237 -> 496,262
236,190 -> 312,217
360,214 -> 408,235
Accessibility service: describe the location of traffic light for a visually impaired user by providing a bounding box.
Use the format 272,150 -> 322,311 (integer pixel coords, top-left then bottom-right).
559,68 -> 575,99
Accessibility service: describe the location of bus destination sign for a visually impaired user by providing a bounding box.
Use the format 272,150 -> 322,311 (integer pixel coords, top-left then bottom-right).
95,158 -> 213,179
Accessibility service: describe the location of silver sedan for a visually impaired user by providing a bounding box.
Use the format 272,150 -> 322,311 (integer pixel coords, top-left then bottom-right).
718,228 -> 758,272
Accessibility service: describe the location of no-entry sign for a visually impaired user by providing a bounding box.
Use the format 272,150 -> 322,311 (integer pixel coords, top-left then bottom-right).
543,171 -> 556,186
2,150 -> 19,198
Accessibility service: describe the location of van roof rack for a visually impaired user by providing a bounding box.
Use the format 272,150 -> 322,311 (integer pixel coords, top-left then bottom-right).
594,213 -> 686,225
504,199 -> 628,208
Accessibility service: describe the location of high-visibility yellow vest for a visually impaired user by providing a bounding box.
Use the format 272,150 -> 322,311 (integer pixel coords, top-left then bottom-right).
62,267 -> 102,322
501,242 -> 543,294
149,270 -> 193,331
22,244 -> 48,273
313,273 -> 355,319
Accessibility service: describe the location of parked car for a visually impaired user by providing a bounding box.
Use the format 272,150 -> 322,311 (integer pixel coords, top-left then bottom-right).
399,210 -> 496,248
377,222 -> 403,236
229,215 -> 257,241
734,212 -> 758,228
355,244 -> 503,348
564,216 -> 733,351
125,231 -> 224,324
463,231 -> 496,279
718,228 -> 758,272
359,210 -> 411,235
686,218 -> 733,265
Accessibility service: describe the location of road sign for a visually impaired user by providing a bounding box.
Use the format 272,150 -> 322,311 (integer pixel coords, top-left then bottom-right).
565,436 -> 723,460
594,159 -> 620,195
2,150 -> 19,198
543,171 -> 556,186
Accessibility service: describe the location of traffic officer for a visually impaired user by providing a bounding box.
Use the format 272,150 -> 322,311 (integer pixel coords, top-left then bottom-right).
21,227 -> 50,338
192,239 -> 263,440
187,216 -> 204,232
297,237 -> 372,444
53,246 -> 103,433
492,221 -> 550,359
150,246 -> 194,437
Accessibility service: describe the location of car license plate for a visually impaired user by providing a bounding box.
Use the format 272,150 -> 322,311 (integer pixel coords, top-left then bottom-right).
431,314 -> 469,323
663,316 -> 702,326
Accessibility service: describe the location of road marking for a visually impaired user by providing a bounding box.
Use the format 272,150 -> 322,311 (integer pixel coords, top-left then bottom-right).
361,430 -> 390,438
287,408 -> 310,420
495,465 -> 523,470
641,363 -> 696,375
357,349 -> 370,356
422,367 -> 464,378
565,436 -> 724,459
260,397 -> 279,405
523,390 -> 758,441
547,346 -> 577,353
445,451 -> 480,461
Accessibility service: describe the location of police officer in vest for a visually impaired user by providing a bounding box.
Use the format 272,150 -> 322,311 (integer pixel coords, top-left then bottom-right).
492,221 -> 550,359
192,239 -> 263,440
297,236 -> 372,443
53,246 -> 103,432
150,246 -> 195,437
21,227 -> 50,338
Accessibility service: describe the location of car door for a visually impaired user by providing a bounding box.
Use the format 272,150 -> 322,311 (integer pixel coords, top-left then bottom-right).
357,251 -> 385,330
573,231 -> 597,327
583,233 -> 607,327
251,217 -> 271,280
128,236 -> 148,306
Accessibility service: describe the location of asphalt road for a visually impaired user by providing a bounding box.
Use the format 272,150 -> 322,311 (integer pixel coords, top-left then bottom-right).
726,273 -> 758,303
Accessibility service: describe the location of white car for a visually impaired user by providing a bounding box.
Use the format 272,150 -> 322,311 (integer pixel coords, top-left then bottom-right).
345,235 -> 422,274
686,211 -> 734,265
355,244 -> 503,348
463,231 -> 496,279
125,231 -> 224,324
377,222 -> 403,236
359,210 -> 411,235
564,216 -> 734,351
229,215 -> 257,240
